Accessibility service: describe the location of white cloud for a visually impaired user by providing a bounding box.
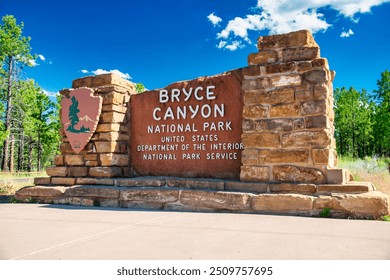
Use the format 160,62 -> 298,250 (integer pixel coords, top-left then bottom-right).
38,54 -> 46,61
340,28 -> 354,38
207,12 -> 222,26
216,41 -> 227,49
81,69 -> 132,80
42,89 -> 58,97
211,0 -> 390,50
225,41 -> 245,51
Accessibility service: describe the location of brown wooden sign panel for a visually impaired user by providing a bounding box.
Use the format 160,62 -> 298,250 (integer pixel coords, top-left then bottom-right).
130,70 -> 244,179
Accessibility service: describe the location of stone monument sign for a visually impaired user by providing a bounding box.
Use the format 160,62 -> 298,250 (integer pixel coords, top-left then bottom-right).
16,30 -> 389,218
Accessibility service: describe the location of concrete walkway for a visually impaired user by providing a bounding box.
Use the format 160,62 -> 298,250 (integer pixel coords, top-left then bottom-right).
0,203 -> 389,260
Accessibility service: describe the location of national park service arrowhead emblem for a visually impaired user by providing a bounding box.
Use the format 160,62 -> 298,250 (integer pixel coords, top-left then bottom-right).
61,87 -> 102,153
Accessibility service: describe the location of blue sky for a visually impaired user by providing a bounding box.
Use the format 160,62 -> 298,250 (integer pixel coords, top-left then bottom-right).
1,0 -> 389,96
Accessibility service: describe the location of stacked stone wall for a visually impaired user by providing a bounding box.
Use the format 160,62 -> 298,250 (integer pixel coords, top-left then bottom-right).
240,30 -> 338,184
45,74 -> 136,184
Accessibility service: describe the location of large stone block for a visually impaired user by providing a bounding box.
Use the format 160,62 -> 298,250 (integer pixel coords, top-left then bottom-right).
117,177 -> 166,187
241,149 -> 260,165
51,177 -> 76,186
64,155 -> 84,166
243,105 -> 268,119
95,142 -> 119,153
15,186 -> 66,198
267,118 -> 304,132
166,179 -> 225,190
89,167 -> 122,177
248,51 -> 278,65
120,189 -> 179,203
54,155 -> 64,166
303,69 -> 328,84
314,191 -> 389,217
265,149 -> 309,163
46,166 -> 68,177
225,181 -> 268,193
270,103 -> 300,117
100,111 -> 126,124
281,131 -> 331,147
317,182 -> 374,194
100,153 -> 129,167
257,88 -> 295,104
282,47 -> 320,62
242,78 -> 270,91
270,74 -> 301,88
96,123 -> 121,132
34,177 -> 51,185
102,104 -> 128,113
240,166 -> 270,181
252,194 -> 315,212
265,62 -> 296,74
179,190 -> 251,211
305,115 -> 329,129
242,66 -> 261,77
242,119 -> 254,131
68,167 -> 88,177
300,100 -> 327,115
269,183 -> 317,194
242,132 -> 280,148
273,165 -> 326,183
121,201 -> 163,210
313,149 -> 336,165
258,30 -> 318,50
65,185 -> 120,199
76,178 -> 115,185
72,73 -> 135,90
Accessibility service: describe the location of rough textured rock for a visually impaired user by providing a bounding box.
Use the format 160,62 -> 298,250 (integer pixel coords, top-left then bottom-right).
240,166 -> 270,181
120,189 -> 179,203
89,167 -> 122,177
273,165 -> 325,183
46,166 -> 68,177
252,193 -> 315,212
179,190 -> 251,211
314,191 -> 389,217
51,177 -> 76,186
15,186 -> 66,199
117,177 -> 166,187
65,185 -> 120,199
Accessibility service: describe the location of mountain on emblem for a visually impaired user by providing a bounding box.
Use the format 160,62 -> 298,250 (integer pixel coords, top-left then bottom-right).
61,87 -> 102,153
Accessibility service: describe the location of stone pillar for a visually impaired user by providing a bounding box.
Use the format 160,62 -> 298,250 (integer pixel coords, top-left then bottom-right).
45,73 -> 136,184
240,30 -> 338,184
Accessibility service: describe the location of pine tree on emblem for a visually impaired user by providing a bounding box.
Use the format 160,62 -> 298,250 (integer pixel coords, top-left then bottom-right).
67,96 -> 80,133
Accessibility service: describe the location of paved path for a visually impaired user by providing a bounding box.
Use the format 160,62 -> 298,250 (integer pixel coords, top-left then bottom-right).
0,203 -> 389,260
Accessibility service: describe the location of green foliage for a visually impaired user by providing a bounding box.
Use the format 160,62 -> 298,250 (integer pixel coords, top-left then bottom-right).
0,15 -> 59,172
135,83 -> 146,93
334,70 -> 390,158
67,96 -> 80,132
383,216 -> 390,222
0,15 -> 35,66
319,208 -> 331,218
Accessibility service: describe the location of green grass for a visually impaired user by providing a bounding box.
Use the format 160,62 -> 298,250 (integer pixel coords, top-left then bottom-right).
0,172 -> 46,179
338,156 -> 390,196
383,216 -> 390,222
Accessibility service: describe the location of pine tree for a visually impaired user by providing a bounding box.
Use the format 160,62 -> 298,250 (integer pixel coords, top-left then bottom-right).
67,96 -> 80,132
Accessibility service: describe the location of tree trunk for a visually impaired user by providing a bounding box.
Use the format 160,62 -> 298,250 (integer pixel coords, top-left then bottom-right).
27,137 -> 33,172
10,134 -> 14,173
37,128 -> 41,172
1,56 -> 13,172
17,130 -> 24,171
